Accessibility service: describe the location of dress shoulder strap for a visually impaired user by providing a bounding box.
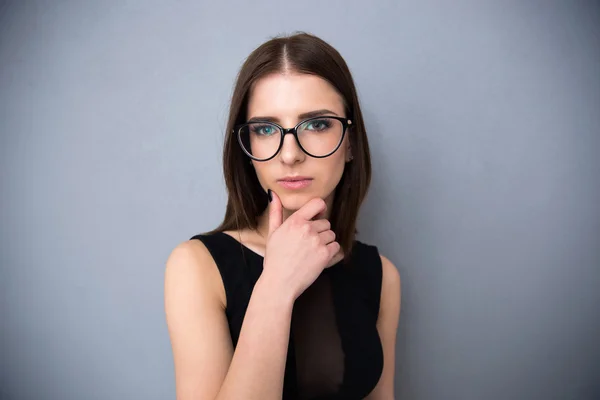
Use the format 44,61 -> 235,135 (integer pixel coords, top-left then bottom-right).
351,240 -> 383,317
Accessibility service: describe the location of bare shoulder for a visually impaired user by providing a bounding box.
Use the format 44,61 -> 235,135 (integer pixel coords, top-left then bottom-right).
380,254 -> 401,293
166,238 -> 212,264
164,238 -> 226,309
378,254 -> 401,319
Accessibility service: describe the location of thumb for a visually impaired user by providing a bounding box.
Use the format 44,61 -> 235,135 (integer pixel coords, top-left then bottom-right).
267,189 -> 283,237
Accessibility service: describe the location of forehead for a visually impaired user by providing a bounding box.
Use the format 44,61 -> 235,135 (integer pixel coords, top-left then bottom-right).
247,73 -> 345,119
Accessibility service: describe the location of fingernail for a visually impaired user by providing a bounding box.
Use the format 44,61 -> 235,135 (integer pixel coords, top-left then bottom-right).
267,189 -> 272,203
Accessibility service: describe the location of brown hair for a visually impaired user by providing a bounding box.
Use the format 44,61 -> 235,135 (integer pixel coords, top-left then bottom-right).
210,31 -> 372,262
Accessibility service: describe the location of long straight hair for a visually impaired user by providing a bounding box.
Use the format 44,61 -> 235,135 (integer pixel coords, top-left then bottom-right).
209,32 -> 372,262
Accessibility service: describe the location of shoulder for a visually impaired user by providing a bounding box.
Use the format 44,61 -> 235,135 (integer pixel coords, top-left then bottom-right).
166,237 -> 217,278
166,238 -> 212,267
379,254 -> 401,294
377,254 -> 401,327
164,238 -> 226,309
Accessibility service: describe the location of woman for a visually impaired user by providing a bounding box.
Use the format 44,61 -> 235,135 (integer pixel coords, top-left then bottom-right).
165,32 -> 401,400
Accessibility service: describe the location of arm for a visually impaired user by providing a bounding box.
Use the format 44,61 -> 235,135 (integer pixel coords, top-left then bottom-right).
366,255 -> 402,400
164,240 -> 294,400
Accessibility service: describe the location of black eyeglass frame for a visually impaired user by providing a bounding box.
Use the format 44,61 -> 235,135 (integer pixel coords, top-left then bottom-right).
233,116 -> 353,162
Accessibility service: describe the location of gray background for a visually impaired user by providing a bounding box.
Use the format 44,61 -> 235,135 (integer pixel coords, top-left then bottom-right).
1,1 -> 599,399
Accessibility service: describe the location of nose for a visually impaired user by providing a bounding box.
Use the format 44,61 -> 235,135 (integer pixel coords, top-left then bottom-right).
278,131 -> 305,164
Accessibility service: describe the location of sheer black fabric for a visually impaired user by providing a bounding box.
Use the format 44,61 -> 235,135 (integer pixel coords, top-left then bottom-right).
191,231 -> 384,399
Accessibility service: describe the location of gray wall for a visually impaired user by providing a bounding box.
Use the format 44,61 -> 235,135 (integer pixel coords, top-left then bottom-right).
1,1 -> 599,399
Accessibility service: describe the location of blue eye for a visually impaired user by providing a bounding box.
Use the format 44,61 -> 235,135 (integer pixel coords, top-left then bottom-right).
251,124 -> 277,136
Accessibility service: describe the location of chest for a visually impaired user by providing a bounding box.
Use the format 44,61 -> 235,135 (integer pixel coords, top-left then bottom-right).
228,270 -> 384,399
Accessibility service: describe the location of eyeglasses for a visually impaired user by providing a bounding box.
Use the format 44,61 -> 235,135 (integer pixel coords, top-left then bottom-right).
233,116 -> 352,162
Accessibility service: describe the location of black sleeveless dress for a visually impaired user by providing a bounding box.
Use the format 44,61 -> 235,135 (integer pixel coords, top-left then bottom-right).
191,231 -> 384,399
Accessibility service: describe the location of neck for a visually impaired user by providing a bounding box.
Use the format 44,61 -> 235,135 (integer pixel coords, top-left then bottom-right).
255,193 -> 336,239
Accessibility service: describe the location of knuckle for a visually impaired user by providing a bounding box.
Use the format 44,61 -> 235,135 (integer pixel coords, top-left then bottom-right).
300,223 -> 311,237
311,235 -> 321,246
318,246 -> 329,259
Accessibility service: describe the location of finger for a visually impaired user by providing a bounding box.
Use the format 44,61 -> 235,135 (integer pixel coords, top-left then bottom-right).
325,242 -> 343,268
267,189 -> 283,237
310,209 -> 326,221
327,241 -> 341,258
310,219 -> 331,233
294,197 -> 327,222
318,230 -> 336,245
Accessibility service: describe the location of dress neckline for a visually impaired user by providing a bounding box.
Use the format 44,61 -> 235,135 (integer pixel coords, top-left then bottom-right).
217,231 -> 266,259
216,231 -> 348,269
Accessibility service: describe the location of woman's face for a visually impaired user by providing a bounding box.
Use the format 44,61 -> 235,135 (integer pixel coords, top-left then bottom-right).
247,73 -> 351,212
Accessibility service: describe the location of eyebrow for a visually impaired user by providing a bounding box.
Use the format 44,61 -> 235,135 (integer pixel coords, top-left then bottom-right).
246,109 -> 339,124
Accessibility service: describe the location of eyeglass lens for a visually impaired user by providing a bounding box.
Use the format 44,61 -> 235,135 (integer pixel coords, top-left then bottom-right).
238,117 -> 344,160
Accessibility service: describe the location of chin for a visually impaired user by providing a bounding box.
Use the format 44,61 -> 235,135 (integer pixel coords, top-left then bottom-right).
279,191 -> 319,212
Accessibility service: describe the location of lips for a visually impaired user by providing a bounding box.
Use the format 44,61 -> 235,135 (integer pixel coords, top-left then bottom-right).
278,176 -> 312,182
277,177 -> 313,190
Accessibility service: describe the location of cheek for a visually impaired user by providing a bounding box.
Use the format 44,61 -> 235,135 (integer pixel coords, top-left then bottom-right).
252,163 -> 270,191
320,154 -> 347,191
